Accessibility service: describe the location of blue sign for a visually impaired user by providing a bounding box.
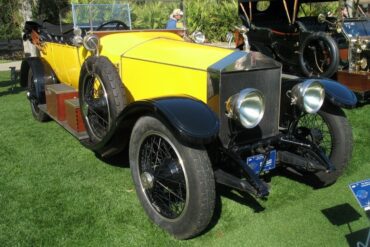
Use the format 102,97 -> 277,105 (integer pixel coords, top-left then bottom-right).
349,179 -> 370,210
246,150 -> 276,174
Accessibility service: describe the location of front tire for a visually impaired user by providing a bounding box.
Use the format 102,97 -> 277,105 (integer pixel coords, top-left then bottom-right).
129,116 -> 215,239
294,102 -> 353,186
79,56 -> 127,145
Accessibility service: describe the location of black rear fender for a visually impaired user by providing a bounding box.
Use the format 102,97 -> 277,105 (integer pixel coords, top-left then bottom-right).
20,57 -> 57,103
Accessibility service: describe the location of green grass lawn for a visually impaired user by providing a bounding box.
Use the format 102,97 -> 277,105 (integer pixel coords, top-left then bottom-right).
0,70 -> 369,246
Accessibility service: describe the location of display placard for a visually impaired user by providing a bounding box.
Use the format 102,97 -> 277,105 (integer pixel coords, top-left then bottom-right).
349,179 -> 370,211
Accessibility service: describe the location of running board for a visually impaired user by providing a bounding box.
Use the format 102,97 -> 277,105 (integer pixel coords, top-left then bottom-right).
39,104 -> 89,141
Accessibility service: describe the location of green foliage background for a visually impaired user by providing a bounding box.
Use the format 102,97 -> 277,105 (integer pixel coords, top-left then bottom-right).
298,2 -> 340,17
33,0 -> 70,23
0,1 -> 22,40
0,0 -> 341,41
0,0 -> 240,41
184,0 -> 240,41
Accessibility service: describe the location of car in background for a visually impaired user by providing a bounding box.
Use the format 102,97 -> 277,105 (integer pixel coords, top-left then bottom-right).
236,0 -> 370,101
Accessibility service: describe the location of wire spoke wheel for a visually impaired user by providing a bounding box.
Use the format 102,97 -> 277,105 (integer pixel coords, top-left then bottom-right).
82,75 -> 110,141
79,56 -> 127,146
296,113 -> 332,156
138,132 -> 187,219
291,103 -> 352,186
130,116 -> 215,239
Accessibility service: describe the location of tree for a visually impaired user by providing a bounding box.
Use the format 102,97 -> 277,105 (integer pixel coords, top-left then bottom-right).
20,0 -> 37,57
33,0 -> 69,23
0,0 -> 22,39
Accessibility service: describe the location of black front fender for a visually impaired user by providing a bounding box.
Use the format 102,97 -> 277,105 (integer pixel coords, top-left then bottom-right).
319,79 -> 357,108
282,77 -> 357,109
88,97 -> 220,157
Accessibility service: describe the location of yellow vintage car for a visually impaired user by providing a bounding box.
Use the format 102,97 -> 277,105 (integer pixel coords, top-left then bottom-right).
21,2 -> 357,239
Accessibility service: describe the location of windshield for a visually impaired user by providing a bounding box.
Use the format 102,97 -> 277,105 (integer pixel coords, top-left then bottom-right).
342,20 -> 370,37
70,1 -> 183,30
71,3 -> 131,29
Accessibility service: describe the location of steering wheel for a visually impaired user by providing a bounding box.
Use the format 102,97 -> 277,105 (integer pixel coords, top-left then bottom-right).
96,20 -> 129,31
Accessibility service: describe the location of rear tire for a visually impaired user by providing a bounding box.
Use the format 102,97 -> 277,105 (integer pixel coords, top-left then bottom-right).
129,116 -> 215,239
27,69 -> 50,122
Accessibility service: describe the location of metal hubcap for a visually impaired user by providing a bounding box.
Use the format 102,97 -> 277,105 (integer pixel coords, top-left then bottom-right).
141,172 -> 154,189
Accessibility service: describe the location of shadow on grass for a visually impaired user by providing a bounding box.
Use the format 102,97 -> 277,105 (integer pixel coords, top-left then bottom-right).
346,227 -> 370,247
321,203 -> 362,228
321,203 -> 370,247
197,184 -> 265,237
356,101 -> 370,108
95,150 -> 130,169
217,184 -> 265,213
355,92 -> 370,107
0,80 -> 25,97
272,167 -> 329,189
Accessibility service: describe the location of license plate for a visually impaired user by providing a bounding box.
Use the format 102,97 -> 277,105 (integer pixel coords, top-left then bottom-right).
246,150 -> 277,174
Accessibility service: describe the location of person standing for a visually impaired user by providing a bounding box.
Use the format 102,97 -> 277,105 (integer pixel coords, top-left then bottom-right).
166,9 -> 184,29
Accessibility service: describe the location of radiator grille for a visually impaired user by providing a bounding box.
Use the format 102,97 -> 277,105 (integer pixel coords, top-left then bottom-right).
219,68 -> 281,147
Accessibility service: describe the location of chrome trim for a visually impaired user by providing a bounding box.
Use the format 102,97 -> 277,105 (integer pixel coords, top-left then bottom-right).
207,51 -> 281,100
226,88 -> 265,129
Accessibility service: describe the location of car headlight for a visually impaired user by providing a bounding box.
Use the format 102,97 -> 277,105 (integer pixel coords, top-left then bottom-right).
291,80 -> 325,114
191,31 -> 206,44
225,88 -> 265,129
83,34 -> 100,54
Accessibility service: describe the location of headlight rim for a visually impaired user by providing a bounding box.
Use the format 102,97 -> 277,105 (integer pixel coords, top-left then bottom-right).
83,34 -> 100,54
191,31 -> 206,44
291,80 -> 325,114
226,88 -> 265,129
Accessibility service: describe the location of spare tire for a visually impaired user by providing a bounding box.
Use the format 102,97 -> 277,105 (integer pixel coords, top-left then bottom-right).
79,56 -> 127,145
299,32 -> 339,78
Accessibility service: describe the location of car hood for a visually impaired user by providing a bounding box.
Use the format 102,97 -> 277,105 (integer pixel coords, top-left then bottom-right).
99,32 -> 234,71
